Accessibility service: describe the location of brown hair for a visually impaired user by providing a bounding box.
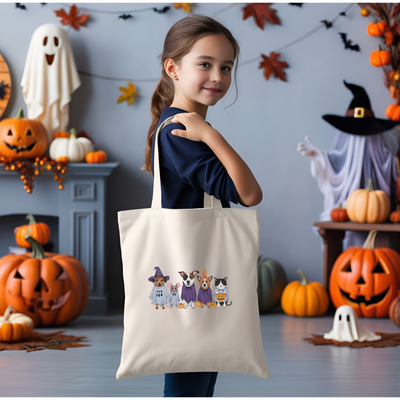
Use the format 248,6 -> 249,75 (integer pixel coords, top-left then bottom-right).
141,14 -> 240,174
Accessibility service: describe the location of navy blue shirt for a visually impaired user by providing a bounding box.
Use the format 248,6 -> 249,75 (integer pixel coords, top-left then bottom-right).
151,107 -> 239,209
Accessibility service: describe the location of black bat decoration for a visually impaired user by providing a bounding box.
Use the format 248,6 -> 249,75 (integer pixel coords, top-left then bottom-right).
321,20 -> 333,29
0,81 -> 10,101
340,12 -> 346,16
15,3 -> 26,10
339,33 -> 361,53
119,14 -> 133,20
153,6 -> 170,14
289,3 -> 303,7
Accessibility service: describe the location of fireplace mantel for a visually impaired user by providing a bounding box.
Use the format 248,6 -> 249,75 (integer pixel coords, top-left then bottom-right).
0,162 -> 119,315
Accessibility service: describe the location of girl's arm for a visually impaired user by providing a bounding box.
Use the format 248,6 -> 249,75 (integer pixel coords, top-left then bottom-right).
171,112 -> 263,207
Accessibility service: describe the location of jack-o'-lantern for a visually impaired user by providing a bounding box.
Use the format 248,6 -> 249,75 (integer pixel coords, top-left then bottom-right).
0,234 -> 89,326
195,301 -> 201,307
0,108 -> 48,159
329,230 -> 400,318
216,292 -> 226,302
210,302 -> 217,308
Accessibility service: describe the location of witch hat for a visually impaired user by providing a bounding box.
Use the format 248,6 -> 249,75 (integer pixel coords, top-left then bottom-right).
148,266 -> 170,282
322,80 -> 399,135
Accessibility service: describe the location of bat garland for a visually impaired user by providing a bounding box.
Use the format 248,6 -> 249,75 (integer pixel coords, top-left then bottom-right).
339,33 -> 361,52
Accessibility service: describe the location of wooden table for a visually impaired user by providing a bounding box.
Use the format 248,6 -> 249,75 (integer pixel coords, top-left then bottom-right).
313,221 -> 400,290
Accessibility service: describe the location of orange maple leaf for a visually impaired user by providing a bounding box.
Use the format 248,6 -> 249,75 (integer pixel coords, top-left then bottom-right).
243,3 -> 280,30
259,52 -> 289,82
54,4 -> 90,31
174,3 -> 194,13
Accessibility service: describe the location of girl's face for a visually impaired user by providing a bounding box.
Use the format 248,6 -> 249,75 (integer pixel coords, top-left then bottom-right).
169,35 -> 235,115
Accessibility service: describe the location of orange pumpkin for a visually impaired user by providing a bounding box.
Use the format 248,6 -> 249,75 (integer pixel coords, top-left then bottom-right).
85,150 -> 107,164
329,230 -> 400,318
384,31 -> 395,46
0,235 -> 89,327
367,20 -> 388,36
215,292 -> 226,302
346,179 -> 390,223
360,7 -> 370,17
14,214 -> 51,248
53,131 -> 70,139
178,303 -> 185,309
386,103 -> 400,120
370,46 -> 392,67
330,203 -> 349,222
195,301 -> 201,307
210,302 -> 217,308
0,109 -> 48,159
0,305 -> 34,342
390,205 -> 400,223
281,270 -> 329,317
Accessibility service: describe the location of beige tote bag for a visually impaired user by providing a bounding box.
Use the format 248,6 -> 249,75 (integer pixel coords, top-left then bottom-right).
116,115 -> 270,380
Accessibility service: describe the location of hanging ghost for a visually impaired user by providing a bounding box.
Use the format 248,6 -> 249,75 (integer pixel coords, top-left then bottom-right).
21,23 -> 81,143
324,305 -> 382,342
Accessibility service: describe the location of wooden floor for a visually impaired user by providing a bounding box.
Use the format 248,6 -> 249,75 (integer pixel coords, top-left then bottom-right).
1,307 -> 399,397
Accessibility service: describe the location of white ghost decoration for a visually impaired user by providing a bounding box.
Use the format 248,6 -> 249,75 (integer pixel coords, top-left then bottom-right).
324,305 -> 382,342
21,23 -> 81,142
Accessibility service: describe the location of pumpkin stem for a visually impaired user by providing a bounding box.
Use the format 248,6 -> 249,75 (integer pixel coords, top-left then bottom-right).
297,269 -> 308,285
366,178 -> 374,192
363,230 -> 378,249
16,108 -> 25,119
338,203 -> 343,209
378,44 -> 382,51
25,233 -> 47,259
3,305 -> 14,321
25,213 -> 37,225
69,128 -> 77,138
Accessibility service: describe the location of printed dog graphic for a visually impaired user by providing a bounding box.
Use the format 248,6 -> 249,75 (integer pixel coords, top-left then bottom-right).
178,270 -> 199,309
197,269 -> 213,308
148,267 -> 170,310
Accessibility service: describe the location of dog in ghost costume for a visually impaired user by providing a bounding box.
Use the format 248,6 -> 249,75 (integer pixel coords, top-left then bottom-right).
21,23 -> 81,142
148,267 -> 170,310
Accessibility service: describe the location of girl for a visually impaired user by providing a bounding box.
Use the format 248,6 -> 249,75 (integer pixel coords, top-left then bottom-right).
142,14 -> 262,397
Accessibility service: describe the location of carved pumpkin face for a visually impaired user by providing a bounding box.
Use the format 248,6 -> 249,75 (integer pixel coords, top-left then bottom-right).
0,108 -> 48,159
0,238 -> 89,327
329,230 -> 400,317
216,292 -> 226,301
211,302 -> 217,308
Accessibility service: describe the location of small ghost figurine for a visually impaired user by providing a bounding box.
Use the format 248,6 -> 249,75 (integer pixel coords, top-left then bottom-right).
21,23 -> 81,142
324,305 -> 382,342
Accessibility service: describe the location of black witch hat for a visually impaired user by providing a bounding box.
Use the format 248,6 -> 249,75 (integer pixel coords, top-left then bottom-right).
322,80 -> 399,135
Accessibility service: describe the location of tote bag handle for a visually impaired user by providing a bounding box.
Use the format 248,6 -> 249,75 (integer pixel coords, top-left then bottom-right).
151,115 -> 222,209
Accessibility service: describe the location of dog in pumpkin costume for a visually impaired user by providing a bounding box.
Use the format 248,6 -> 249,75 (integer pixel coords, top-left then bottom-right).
197,269 -> 213,308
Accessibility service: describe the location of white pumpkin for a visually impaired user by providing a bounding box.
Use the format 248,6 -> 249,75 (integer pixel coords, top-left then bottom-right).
49,128 -> 93,162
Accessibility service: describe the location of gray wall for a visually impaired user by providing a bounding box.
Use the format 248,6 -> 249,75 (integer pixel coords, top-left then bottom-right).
0,3 -> 395,308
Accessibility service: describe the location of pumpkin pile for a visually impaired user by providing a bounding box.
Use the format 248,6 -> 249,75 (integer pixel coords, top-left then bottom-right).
0,233 -> 89,327
360,4 -> 400,120
329,230 -> 400,318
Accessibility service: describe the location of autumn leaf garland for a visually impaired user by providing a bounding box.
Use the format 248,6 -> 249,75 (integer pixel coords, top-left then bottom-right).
54,4 -> 90,31
243,3 -> 281,30
259,52 -> 289,82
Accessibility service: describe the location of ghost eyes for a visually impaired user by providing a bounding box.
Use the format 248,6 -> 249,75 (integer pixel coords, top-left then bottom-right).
43,37 -> 59,47
338,314 -> 351,321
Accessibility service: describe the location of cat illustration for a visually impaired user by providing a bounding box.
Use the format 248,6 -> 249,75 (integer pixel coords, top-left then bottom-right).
213,277 -> 232,307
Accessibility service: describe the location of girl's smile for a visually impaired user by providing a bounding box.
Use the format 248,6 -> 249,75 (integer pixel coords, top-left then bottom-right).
165,34 -> 235,118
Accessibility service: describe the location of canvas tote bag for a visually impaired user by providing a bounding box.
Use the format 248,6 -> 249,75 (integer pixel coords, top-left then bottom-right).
116,115 -> 270,380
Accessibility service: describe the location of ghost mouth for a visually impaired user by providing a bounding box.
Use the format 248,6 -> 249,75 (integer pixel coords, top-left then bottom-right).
5,141 -> 37,153
46,54 -> 55,65
339,287 -> 389,306
26,290 -> 72,313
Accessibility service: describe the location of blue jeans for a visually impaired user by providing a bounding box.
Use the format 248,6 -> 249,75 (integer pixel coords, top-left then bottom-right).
163,372 -> 218,397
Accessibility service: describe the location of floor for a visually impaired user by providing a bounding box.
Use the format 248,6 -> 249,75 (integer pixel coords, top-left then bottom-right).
1,307 -> 400,397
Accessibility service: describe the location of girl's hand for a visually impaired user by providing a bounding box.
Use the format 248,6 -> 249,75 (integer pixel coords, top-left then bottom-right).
170,112 -> 213,142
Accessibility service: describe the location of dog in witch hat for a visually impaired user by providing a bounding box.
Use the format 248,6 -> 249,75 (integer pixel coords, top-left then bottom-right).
197,269 -> 213,308
148,266 -> 170,310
